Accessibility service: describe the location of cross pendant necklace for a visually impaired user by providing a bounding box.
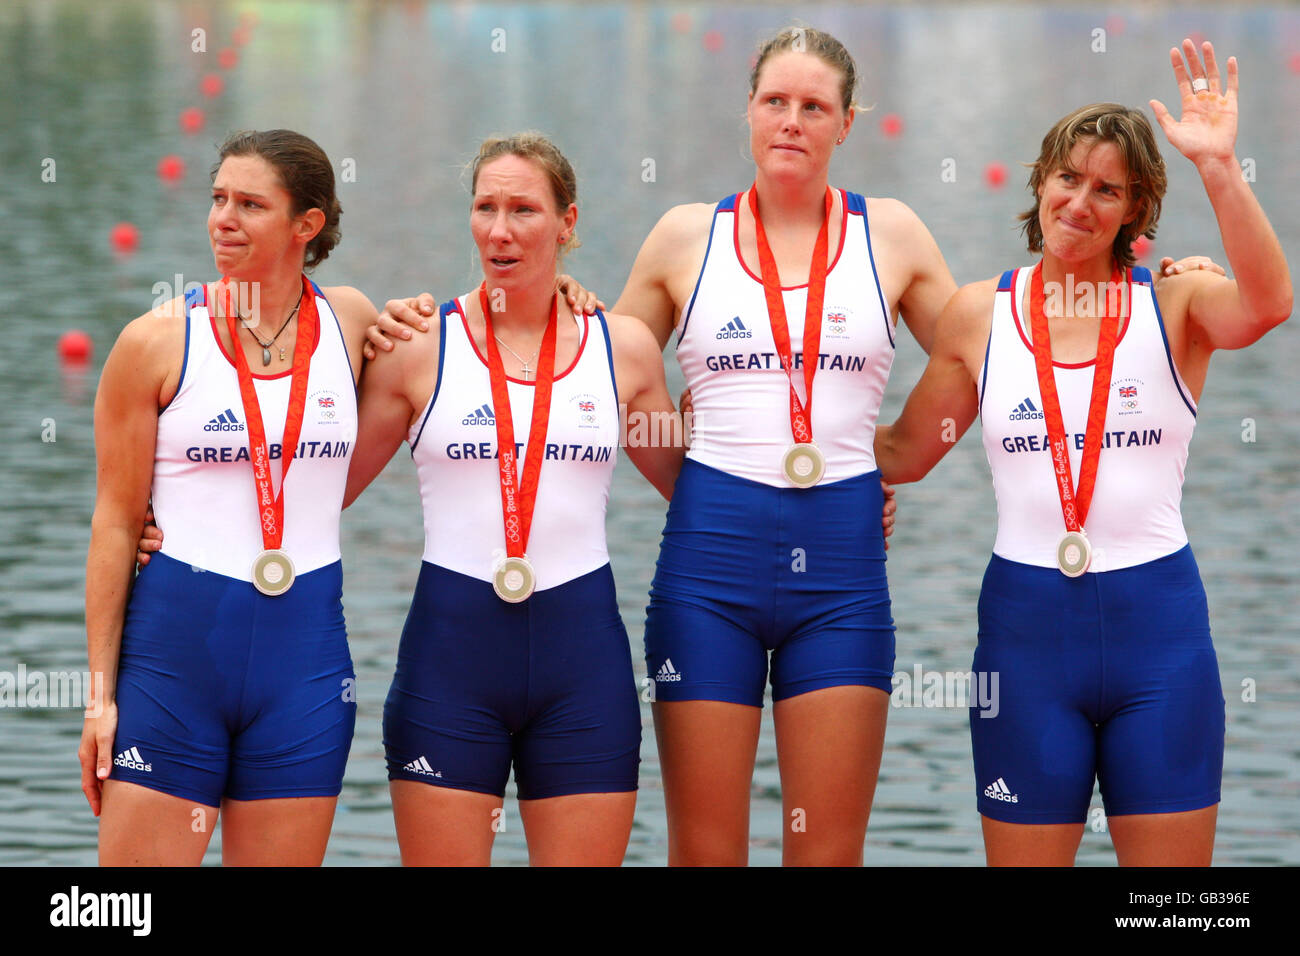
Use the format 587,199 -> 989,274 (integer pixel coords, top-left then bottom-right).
493,334 -> 540,380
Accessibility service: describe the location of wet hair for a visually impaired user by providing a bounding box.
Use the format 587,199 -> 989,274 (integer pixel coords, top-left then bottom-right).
1018,103 -> 1167,267
211,129 -> 341,269
470,132 -> 581,255
750,26 -> 859,113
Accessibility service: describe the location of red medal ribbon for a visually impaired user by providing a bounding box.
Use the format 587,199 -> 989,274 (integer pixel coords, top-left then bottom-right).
747,184 -> 834,444
1027,261 -> 1128,534
479,283 -> 559,559
222,274 -> 318,551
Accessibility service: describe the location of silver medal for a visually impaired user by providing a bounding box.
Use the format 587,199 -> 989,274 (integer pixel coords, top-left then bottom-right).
1056,530 -> 1091,578
782,442 -> 826,488
493,555 -> 536,603
251,548 -> 296,596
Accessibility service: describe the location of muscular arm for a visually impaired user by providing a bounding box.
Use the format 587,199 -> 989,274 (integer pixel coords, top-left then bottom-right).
1176,159 -> 1291,352
874,280 -> 991,484
606,311 -> 684,500
867,198 -> 959,355
612,203 -> 714,350
86,313 -> 180,698
82,308 -> 180,807
326,283 -> 420,508
322,285 -> 378,386
343,326 -> 429,508
1150,42 -> 1291,363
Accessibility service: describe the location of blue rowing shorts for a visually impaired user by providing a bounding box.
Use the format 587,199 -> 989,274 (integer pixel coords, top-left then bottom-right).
110,552 -> 356,808
643,458 -> 895,706
384,562 -> 640,799
971,545 -> 1224,824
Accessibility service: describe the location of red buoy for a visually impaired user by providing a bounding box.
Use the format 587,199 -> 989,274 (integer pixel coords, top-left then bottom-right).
179,107 -> 205,134
110,222 -> 139,254
218,47 -> 238,70
58,330 -> 93,363
671,12 -> 691,34
703,30 -> 723,52
1130,235 -> 1153,261
984,162 -> 1007,189
880,113 -> 903,138
157,155 -> 185,183
201,73 -> 224,98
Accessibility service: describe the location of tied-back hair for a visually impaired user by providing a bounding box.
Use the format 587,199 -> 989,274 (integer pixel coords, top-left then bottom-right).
212,129 -> 342,270
750,26 -> 859,113
470,132 -> 581,255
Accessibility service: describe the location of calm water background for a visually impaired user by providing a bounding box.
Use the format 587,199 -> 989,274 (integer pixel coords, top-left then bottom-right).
1,1 -> 1296,866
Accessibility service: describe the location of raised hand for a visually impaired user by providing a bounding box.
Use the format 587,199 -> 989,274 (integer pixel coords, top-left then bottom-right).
1150,39 -> 1238,168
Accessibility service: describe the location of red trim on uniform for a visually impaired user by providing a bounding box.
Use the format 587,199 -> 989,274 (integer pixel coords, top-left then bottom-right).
455,297 -> 589,385
1009,266 -> 1133,369
732,187 -> 849,290
208,282 -> 322,380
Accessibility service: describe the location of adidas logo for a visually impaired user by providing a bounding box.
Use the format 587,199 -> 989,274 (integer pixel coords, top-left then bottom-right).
655,659 -> 682,683
403,756 -> 442,778
1008,398 -> 1044,421
715,317 -> 752,340
203,408 -> 245,432
983,777 -> 1018,803
461,403 -> 495,426
113,746 -> 152,773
